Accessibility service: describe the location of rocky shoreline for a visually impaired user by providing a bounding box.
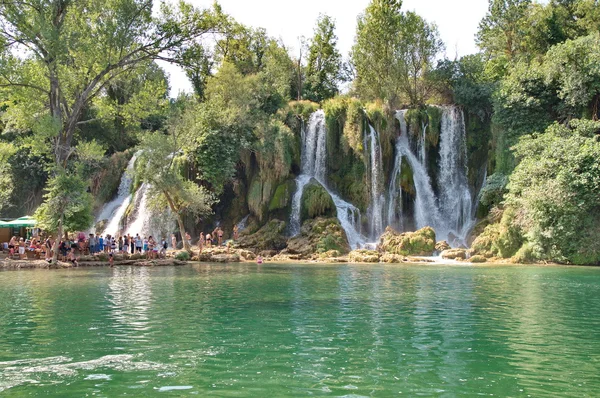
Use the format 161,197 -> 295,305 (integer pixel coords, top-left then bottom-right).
1,220 -> 528,270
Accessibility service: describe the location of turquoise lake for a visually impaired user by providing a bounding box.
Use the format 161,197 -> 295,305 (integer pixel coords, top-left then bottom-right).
1,263 -> 599,396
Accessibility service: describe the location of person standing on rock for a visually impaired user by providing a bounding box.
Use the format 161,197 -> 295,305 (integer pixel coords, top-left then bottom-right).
135,234 -> 142,253
161,237 -> 168,258
185,232 -> 191,247
171,234 -> 177,250
206,232 -> 212,248
233,225 -> 239,241
218,227 -> 224,246
198,232 -> 204,253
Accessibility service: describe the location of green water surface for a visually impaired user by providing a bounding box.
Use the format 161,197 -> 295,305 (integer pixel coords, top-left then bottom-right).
1,263 -> 599,397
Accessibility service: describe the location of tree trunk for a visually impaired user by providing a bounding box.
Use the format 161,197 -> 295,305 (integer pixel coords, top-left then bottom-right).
176,215 -> 190,252
163,190 -> 190,252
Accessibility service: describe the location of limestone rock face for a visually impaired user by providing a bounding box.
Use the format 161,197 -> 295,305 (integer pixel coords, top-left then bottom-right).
286,217 -> 350,258
379,226 -> 436,256
440,248 -> 468,260
235,219 -> 288,251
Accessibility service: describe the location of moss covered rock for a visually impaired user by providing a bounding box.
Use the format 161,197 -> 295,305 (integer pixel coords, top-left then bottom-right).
301,182 -> 336,221
349,249 -> 380,263
379,226 -> 436,256
269,180 -> 295,211
435,241 -> 451,252
286,217 -> 350,257
235,219 -> 288,251
441,248 -> 467,260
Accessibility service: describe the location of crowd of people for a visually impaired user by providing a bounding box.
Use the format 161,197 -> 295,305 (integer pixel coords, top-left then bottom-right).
3,222 -> 245,264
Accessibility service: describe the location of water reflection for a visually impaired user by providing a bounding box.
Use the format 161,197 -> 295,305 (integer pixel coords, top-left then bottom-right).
107,267 -> 153,345
0,265 -> 599,396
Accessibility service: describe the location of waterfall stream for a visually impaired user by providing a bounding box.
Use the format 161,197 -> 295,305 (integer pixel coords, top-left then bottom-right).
387,107 -> 475,246
94,154 -> 137,236
366,125 -> 385,240
289,110 -> 364,249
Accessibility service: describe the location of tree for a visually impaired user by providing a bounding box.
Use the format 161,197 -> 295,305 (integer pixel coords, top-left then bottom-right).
0,0 -> 223,240
304,14 -> 343,102
0,142 -> 16,214
399,11 -> 444,105
0,0 -> 222,167
34,172 -> 94,262
351,0 -> 404,103
505,119 -> 600,264
477,0 -> 532,61
544,33 -> 600,120
136,129 -> 214,251
351,0 -> 442,106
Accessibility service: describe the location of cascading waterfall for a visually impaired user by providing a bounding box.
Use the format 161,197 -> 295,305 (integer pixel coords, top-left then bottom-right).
94,154 -> 137,236
387,111 -> 407,231
387,107 -> 475,246
290,110 -> 364,249
437,106 -> 474,242
419,121 -> 428,166
395,128 -> 441,232
366,125 -> 385,240
94,153 -> 175,240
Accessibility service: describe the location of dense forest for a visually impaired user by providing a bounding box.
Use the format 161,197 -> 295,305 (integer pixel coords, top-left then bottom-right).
0,0 -> 599,264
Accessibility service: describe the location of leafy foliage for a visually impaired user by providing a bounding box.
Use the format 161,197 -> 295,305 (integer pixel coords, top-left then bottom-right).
505,120 -> 600,264
34,172 -> 94,234
304,14 -> 343,102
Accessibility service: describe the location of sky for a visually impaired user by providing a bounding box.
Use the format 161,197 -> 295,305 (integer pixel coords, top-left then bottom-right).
159,0 -> 490,96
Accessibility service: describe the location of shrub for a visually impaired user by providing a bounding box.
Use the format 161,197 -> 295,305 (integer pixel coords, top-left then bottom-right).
175,251 -> 191,261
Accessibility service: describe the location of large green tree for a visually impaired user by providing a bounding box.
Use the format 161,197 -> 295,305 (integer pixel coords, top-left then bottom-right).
351,0 -> 442,105
0,0 -> 223,237
136,129 -> 214,251
304,14 -> 343,103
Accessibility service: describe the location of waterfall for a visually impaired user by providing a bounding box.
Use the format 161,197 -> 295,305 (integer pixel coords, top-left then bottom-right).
366,125 -> 385,239
94,152 -> 175,240
289,110 -> 364,249
437,106 -> 474,243
387,111 -> 407,231
395,130 -> 441,232
94,154 -> 137,236
419,121 -> 428,166
387,107 -> 476,246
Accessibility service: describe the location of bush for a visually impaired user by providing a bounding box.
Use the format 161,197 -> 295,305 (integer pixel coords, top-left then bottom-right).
175,251 -> 191,261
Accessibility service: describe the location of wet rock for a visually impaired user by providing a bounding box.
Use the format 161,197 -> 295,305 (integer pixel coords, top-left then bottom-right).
379,226 -> 436,256
286,217 -> 350,256
235,219 -> 288,251
435,241 -> 451,252
441,248 -> 467,260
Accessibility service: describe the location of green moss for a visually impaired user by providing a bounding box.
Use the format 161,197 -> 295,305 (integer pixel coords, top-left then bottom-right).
301,183 -> 336,221
248,177 -> 264,220
365,101 -> 387,133
400,158 -> 415,196
380,226 -> 436,256
268,180 -> 294,211
425,106 -> 442,147
343,98 -> 365,156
